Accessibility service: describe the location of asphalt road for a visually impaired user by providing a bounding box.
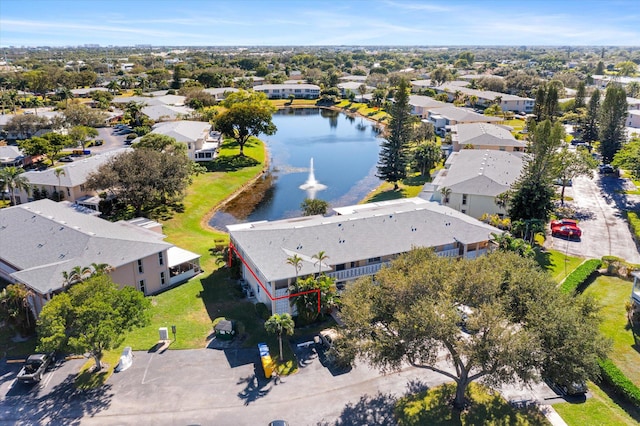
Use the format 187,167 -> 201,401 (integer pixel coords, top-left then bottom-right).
545,173 -> 640,263
0,341 -> 569,426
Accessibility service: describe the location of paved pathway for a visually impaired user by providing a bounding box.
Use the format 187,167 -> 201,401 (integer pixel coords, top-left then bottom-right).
545,174 -> 640,263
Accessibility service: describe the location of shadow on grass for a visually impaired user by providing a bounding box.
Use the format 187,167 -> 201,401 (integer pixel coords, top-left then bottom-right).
368,188 -> 405,203
402,174 -> 430,186
596,379 -> 640,423
535,249 -> 553,271
395,383 -> 548,426
203,153 -> 260,172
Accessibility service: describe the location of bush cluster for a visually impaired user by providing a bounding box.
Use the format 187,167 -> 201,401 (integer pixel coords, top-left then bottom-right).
559,259 -> 602,294
599,358 -> 640,407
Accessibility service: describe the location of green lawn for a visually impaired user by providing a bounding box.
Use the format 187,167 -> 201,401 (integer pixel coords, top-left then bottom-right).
554,381 -> 640,426
395,382 -> 550,425
361,173 -> 428,204
581,275 -> 640,386
535,249 -> 584,284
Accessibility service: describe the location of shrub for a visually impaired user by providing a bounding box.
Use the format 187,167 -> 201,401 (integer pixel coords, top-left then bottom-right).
627,211 -> 640,241
255,303 -> 270,320
599,358 -> 640,407
560,259 -> 602,294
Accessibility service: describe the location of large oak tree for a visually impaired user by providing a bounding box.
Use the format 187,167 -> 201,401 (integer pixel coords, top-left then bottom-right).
215,90 -> 276,156
36,275 -> 150,371
340,248 -> 608,409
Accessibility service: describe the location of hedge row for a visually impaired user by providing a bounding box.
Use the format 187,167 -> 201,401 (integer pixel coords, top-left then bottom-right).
628,211 -> 640,243
559,259 -> 602,294
599,358 -> 640,407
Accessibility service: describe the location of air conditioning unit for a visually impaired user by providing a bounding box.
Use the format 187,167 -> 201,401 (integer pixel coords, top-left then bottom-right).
158,327 -> 169,341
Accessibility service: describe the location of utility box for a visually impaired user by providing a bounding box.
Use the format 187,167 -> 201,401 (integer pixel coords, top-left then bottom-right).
159,327 -> 169,340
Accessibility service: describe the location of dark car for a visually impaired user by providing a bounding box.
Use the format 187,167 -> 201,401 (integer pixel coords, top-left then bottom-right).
548,378 -> 588,396
59,156 -> 74,163
17,353 -> 54,383
269,421 -> 289,426
599,164 -> 617,175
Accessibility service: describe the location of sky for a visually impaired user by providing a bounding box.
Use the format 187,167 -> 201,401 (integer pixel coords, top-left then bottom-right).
1,0 -> 639,47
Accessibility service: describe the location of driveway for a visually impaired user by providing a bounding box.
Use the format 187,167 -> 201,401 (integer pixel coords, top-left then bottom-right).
88,127 -> 129,154
545,173 -> 640,264
0,339 -> 574,426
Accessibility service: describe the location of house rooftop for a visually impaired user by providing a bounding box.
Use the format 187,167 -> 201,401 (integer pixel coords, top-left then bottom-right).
453,123 -> 526,148
433,150 -> 525,197
0,199 -> 172,294
150,120 -> 212,143
227,197 -> 499,283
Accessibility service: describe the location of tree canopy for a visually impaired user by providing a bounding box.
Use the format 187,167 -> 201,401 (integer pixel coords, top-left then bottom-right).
599,83 -> 628,164
340,248 -> 609,409
300,198 -> 329,216
86,145 -> 193,217
377,79 -> 412,190
215,90 -> 276,156
36,274 -> 151,370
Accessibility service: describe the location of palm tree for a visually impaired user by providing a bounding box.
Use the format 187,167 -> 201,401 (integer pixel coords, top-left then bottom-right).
312,251 -> 329,275
286,254 -> 303,284
358,84 -> 367,102
0,166 -> 30,206
264,313 -> 295,362
62,265 -> 92,287
107,80 -> 120,95
439,186 -> 451,206
494,191 -> 511,212
469,95 -> 478,109
53,168 -> 65,198
125,101 -> 146,126
90,262 -> 114,276
56,86 -> 73,108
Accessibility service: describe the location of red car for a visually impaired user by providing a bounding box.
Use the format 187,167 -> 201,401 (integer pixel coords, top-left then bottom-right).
551,224 -> 582,239
550,218 -> 578,228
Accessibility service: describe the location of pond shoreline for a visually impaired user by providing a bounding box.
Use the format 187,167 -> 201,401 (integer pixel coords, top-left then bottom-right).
202,104 -> 387,233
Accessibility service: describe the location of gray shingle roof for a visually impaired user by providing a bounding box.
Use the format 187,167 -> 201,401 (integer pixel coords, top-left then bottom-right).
435,150 -> 524,196
0,199 -> 172,294
23,149 -> 131,187
454,123 -> 525,148
430,106 -> 502,123
228,198 -> 499,283
150,120 -> 211,143
409,95 -> 448,109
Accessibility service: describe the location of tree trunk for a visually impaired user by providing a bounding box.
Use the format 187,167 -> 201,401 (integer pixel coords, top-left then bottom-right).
561,185 -> 566,205
278,334 -> 284,361
93,355 -> 102,372
454,379 -> 468,410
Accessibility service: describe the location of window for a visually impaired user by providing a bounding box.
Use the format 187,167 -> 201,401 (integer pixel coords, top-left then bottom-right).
462,194 -> 468,205
158,252 -> 164,266
139,279 -> 146,294
137,259 -> 144,273
160,271 -> 166,286
367,257 -> 381,264
462,209 -> 466,214
67,188 -> 71,196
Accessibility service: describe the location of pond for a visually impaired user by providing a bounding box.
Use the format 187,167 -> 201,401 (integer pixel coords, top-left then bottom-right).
208,107 -> 385,229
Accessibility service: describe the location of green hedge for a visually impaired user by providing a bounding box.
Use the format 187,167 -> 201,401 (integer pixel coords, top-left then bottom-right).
559,259 -> 602,294
599,358 -> 640,407
628,211 -> 640,242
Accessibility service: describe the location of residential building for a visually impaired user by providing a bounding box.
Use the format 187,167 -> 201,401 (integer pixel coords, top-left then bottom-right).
202,87 -> 239,100
433,85 -> 535,113
228,197 -> 499,315
410,80 -> 433,92
0,145 -> 25,167
17,148 -> 131,210
141,104 -> 194,121
426,106 -> 502,136
254,84 -> 320,99
408,95 -> 448,118
451,123 -> 526,152
0,199 -> 201,317
337,82 -> 374,98
592,75 -> 640,90
627,110 -> 640,129
145,120 -> 221,161
423,150 -> 525,219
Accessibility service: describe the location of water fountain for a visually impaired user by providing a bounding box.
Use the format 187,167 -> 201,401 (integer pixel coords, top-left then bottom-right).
299,157 -> 327,198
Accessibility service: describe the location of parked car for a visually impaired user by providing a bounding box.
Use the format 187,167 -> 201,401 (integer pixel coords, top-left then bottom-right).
268,421 -> 289,426
59,156 -> 74,162
550,218 -> 578,228
547,378 -> 588,396
17,353 -> 54,383
599,164 -> 617,175
551,224 -> 582,239
93,139 -> 104,146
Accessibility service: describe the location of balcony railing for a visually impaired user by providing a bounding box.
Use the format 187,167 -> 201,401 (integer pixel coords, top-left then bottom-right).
327,262 -> 388,282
